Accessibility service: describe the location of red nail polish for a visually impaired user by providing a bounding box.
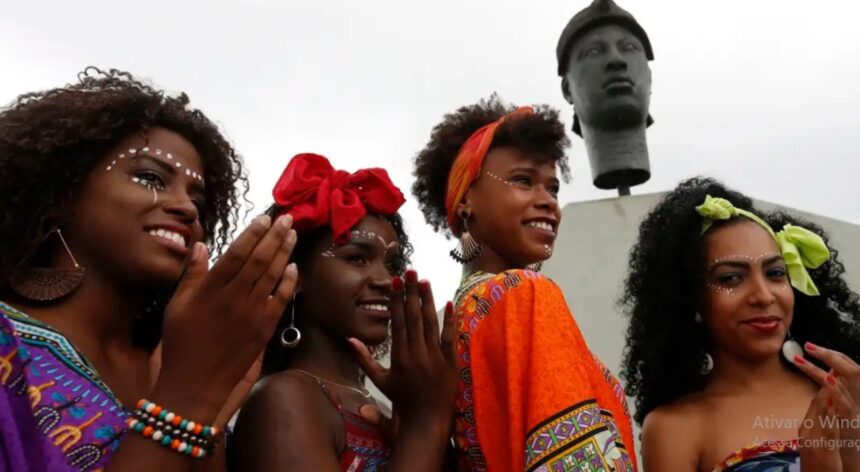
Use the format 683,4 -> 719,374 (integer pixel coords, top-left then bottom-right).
418,280 -> 430,291
805,342 -> 818,352
794,355 -> 806,365
445,301 -> 454,315
827,374 -> 837,385
391,276 -> 403,292
405,269 -> 418,283
827,397 -> 834,407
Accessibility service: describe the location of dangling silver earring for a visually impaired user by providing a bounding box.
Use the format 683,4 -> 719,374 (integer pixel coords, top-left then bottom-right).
9,227 -> 85,302
701,352 -> 714,375
781,330 -> 803,363
694,312 -> 703,323
450,214 -> 483,264
280,296 -> 301,348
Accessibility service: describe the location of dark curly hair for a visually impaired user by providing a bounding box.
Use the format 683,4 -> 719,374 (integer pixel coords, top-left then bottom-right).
0,67 -> 249,347
621,177 -> 860,425
261,206 -> 414,376
412,94 -> 571,236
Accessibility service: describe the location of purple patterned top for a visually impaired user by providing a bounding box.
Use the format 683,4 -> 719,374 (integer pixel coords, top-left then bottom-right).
0,301 -> 128,471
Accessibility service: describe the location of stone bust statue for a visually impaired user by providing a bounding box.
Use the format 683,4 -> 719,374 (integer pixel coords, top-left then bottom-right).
556,0 -> 654,194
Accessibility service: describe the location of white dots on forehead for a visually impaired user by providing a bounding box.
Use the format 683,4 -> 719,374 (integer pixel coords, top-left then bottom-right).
319,229 -> 400,258
106,147 -> 204,184
708,252 -> 782,268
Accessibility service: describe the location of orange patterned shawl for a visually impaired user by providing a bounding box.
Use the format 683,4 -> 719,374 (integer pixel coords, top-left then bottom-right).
452,270 -> 637,472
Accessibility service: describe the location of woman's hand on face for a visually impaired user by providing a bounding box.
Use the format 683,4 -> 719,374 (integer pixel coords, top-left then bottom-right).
795,343 -> 860,471
350,269 -> 458,432
798,386 -> 843,471
153,214 -> 298,422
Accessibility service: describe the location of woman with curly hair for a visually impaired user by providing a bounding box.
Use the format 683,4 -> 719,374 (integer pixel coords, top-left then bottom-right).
622,177 -> 860,471
412,95 -> 637,471
0,68 -> 298,471
229,153 -> 458,471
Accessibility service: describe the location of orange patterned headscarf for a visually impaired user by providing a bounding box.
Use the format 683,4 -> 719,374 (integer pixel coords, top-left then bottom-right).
444,106 -> 535,231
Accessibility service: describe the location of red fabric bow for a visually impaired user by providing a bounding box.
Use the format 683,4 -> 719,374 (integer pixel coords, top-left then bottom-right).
272,153 -> 406,243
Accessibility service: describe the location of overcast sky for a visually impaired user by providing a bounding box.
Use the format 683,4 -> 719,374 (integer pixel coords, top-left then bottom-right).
3,0 -> 858,301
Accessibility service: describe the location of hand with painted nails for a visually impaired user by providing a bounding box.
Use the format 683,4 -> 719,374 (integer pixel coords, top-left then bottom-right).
795,342 -> 860,470
350,269 -> 459,470
153,214 -> 299,424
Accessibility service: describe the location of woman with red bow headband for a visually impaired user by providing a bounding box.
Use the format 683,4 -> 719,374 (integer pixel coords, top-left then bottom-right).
412,95 -> 638,471
229,153 -> 458,471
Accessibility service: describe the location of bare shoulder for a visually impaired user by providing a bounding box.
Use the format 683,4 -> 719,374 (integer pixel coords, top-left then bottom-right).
641,398 -> 707,472
228,371 -> 339,470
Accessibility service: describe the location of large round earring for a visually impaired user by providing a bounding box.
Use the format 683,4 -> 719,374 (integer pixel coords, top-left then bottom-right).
280,296 -> 301,348
450,214 -> 483,264
781,331 -> 803,363
9,227 -> 85,302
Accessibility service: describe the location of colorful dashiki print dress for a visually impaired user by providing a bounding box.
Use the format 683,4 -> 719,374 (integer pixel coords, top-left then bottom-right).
0,301 -> 128,471
713,440 -> 800,472
452,270 -> 637,472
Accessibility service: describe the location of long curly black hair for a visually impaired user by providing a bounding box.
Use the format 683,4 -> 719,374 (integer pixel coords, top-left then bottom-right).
412,94 -> 571,236
0,67 -> 249,347
621,177 -> 860,425
261,206 -> 414,376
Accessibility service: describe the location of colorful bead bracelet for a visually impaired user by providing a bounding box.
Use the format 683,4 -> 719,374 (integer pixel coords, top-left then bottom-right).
132,410 -> 210,448
126,399 -> 221,459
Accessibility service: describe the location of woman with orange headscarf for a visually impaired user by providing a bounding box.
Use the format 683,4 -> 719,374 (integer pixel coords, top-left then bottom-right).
412,95 -> 637,472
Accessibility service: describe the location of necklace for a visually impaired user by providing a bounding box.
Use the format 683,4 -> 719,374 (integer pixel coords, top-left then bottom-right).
293,369 -> 371,399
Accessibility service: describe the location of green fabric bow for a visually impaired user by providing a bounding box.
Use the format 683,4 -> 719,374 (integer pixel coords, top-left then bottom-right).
695,195 -> 830,296
774,224 -> 830,296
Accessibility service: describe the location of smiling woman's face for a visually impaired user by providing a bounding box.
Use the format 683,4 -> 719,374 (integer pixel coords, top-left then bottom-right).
701,220 -> 795,361
66,127 -> 207,290
296,215 -> 402,346
463,146 -> 562,268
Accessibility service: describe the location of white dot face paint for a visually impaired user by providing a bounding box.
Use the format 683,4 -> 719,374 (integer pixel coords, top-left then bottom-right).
483,171 -> 515,188
318,229 -> 404,274
705,252 -> 786,297
707,253 -> 781,268
706,283 -> 736,296
320,230 -> 398,258
105,147 -> 204,184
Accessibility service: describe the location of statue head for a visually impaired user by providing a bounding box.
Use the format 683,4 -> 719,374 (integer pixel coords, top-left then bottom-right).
556,0 -> 654,137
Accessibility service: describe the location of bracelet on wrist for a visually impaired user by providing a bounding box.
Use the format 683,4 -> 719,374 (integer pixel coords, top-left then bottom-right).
126,399 -> 221,459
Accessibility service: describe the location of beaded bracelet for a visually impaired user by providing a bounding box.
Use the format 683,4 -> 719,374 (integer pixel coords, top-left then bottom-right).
132,410 -> 211,448
126,399 -> 221,459
137,399 -> 220,439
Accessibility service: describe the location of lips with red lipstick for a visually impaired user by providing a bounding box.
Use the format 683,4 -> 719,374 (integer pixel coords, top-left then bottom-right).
741,316 -> 783,334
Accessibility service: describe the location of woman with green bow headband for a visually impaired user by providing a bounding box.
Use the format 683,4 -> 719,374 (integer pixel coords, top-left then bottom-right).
620,177 -> 860,472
